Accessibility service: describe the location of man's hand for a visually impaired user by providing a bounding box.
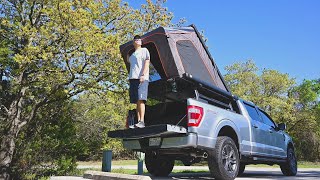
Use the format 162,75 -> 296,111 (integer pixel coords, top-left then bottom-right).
140,75 -> 145,83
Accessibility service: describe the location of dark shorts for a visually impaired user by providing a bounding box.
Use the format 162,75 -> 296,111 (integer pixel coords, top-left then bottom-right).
129,79 -> 149,104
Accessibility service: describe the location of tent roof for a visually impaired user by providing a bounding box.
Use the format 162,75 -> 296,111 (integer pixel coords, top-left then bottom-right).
120,24 -> 230,93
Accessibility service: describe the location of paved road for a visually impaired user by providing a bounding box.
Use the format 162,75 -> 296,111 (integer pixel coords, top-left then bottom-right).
152,167 -> 320,180
157,168 -> 320,180
53,166 -> 320,180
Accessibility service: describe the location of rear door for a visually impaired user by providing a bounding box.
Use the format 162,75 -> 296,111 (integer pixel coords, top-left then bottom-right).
243,103 -> 270,156
258,109 -> 286,158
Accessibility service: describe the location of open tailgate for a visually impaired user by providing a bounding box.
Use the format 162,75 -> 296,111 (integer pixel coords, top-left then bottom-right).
108,124 -> 187,140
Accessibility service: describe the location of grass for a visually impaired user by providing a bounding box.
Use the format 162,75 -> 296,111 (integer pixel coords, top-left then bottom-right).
112,160 -> 137,166
297,161 -> 320,168
73,168 -> 209,176
245,161 -> 320,168
77,160 -> 136,166
78,160 -> 320,168
72,161 -> 320,177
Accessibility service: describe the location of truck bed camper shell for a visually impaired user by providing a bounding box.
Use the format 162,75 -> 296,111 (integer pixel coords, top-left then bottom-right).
120,25 -> 234,109
108,25 -> 297,179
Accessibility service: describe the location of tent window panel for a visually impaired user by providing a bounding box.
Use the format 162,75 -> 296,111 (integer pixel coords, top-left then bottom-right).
176,40 -> 213,84
143,42 -> 166,82
149,64 -> 161,82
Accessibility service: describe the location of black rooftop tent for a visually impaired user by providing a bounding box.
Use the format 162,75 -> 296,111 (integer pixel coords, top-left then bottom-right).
120,25 -> 230,93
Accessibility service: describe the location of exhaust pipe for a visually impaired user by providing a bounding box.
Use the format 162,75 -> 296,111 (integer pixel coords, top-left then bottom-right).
190,152 -> 208,158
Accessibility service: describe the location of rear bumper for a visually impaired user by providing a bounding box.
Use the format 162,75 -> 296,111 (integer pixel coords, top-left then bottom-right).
108,124 -> 187,139
122,133 -> 198,150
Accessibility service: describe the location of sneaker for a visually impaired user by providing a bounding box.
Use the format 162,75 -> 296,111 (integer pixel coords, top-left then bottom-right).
129,125 -> 135,129
134,121 -> 145,128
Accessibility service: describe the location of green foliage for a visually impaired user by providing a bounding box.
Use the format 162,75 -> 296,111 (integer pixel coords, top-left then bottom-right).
0,0 -> 179,118
72,91 -> 129,160
11,101 -> 83,179
293,79 -> 320,108
224,60 -> 260,100
290,79 -> 320,161
55,156 -> 77,176
0,0 -> 180,178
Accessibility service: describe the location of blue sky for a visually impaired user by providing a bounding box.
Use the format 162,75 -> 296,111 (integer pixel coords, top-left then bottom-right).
127,0 -> 319,83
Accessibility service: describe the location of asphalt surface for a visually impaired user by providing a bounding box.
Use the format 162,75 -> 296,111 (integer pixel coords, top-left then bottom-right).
156,168 -> 320,180
51,166 -> 320,180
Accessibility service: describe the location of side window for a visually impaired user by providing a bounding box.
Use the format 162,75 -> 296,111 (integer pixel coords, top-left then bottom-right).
244,104 -> 262,122
259,110 -> 276,128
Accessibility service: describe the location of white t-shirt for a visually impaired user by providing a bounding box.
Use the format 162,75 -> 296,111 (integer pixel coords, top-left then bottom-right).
129,48 -> 150,80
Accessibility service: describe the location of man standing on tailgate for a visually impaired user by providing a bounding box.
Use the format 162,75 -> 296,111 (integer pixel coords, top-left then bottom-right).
128,35 -> 150,128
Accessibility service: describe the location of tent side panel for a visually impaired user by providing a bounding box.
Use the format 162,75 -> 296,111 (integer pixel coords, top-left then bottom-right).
166,30 -> 228,91
190,32 -> 228,91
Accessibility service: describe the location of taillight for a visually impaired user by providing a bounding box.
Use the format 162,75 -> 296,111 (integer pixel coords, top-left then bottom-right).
187,105 -> 204,127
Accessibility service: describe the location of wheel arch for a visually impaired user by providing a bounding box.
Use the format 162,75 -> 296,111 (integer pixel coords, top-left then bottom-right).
288,141 -> 295,151
215,121 -> 241,152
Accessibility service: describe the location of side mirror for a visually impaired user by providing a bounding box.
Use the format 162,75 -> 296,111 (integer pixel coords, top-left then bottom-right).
278,123 -> 286,131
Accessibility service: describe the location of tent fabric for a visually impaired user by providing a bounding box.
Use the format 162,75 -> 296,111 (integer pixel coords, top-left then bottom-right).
119,25 -> 230,92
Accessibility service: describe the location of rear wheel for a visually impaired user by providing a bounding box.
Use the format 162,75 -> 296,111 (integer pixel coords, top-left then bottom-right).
280,147 -> 297,176
237,163 -> 246,176
208,136 -> 240,180
145,152 -> 174,177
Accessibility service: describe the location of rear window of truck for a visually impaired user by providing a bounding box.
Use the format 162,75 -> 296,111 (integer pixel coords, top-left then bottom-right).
244,103 -> 262,122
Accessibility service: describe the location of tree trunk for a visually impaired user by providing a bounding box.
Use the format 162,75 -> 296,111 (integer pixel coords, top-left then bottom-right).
0,95 -> 27,179
0,127 -> 18,180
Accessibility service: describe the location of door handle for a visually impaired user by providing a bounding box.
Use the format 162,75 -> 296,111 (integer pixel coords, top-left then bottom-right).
253,124 -> 258,128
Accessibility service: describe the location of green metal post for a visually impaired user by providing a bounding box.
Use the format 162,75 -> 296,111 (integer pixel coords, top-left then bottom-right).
102,150 -> 112,172
138,160 -> 143,175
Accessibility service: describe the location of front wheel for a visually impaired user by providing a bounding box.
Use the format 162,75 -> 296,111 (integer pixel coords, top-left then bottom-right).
145,152 -> 174,177
208,136 -> 240,180
237,163 -> 246,176
280,147 -> 297,176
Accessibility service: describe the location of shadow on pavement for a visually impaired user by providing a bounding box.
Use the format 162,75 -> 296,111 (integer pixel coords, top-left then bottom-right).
147,170 -> 320,180
238,170 -> 320,179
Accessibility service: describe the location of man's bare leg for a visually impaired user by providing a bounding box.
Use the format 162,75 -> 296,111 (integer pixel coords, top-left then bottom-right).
136,103 -> 141,121
137,100 -> 145,122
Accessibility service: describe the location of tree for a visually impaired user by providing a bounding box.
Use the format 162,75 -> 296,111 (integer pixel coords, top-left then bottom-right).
0,0 -> 178,178
290,79 -> 320,161
12,100 -> 84,179
224,60 -> 260,101
72,91 -> 129,161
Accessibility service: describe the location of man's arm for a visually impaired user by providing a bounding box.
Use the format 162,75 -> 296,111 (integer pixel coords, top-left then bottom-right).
140,49 -> 150,82
140,59 -> 150,82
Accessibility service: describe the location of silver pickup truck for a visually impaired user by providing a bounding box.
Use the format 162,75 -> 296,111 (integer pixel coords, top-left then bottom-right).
108,25 -> 297,180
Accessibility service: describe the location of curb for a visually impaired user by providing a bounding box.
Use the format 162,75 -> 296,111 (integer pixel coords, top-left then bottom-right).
84,171 -> 151,180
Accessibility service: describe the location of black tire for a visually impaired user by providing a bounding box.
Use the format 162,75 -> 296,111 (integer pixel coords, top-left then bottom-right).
181,159 -> 193,166
237,163 -> 246,176
145,152 -> 174,177
280,147 -> 297,176
208,136 -> 240,180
